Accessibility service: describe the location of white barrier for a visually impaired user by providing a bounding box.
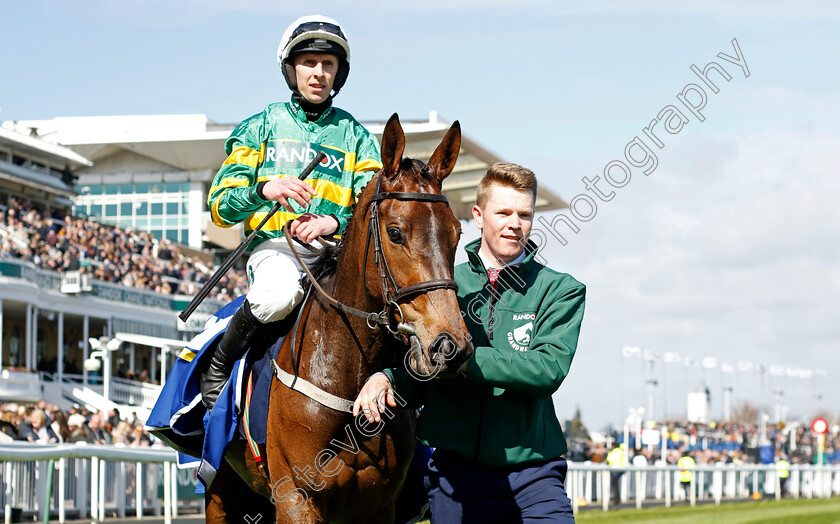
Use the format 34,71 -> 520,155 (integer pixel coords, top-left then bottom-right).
0,442 -> 200,523
566,462 -> 840,513
110,377 -> 163,410
4,443 -> 838,520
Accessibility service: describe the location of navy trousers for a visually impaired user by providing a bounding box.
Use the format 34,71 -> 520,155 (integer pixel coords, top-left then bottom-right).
424,450 -> 575,523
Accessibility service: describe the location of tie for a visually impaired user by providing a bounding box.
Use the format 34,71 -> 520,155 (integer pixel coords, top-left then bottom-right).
487,267 -> 501,289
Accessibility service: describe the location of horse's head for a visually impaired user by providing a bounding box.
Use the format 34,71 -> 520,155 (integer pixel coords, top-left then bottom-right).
360,113 -> 474,379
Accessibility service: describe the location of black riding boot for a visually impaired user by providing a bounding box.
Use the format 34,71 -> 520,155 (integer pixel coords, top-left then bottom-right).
200,300 -> 263,410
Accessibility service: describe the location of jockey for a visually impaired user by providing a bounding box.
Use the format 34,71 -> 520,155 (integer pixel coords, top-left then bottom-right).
201,15 -> 382,410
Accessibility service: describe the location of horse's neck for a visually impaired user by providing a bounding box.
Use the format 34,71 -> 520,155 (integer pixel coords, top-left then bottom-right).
298,266 -> 387,397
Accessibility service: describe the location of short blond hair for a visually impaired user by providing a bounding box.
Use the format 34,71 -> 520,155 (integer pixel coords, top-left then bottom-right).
475,162 -> 537,209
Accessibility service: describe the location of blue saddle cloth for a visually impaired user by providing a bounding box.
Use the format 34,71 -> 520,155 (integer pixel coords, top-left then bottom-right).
146,296 -> 289,493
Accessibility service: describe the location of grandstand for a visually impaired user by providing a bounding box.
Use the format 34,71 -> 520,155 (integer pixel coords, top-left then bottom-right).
0,121 -> 224,420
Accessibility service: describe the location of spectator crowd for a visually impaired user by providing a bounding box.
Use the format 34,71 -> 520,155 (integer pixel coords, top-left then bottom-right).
569,417 -> 840,467
0,401 -> 155,447
0,198 -> 248,301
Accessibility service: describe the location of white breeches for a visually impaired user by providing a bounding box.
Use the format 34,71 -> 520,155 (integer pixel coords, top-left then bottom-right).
245,237 -> 324,324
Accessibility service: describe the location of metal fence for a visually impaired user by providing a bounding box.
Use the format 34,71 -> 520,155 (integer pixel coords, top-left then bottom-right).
565,462 -> 840,513
0,443 -> 201,523
3,443 -> 839,522
109,377 -> 163,409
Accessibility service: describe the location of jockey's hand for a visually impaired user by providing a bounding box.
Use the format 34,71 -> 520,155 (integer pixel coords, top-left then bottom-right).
262,177 -> 316,212
289,214 -> 339,243
352,372 -> 396,423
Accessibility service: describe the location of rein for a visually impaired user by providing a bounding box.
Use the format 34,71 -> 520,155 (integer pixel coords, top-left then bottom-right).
270,172 -> 458,413
283,221 -> 396,332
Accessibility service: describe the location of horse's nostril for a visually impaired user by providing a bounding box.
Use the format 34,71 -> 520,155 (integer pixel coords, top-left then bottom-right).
433,341 -> 453,364
429,331 -> 457,360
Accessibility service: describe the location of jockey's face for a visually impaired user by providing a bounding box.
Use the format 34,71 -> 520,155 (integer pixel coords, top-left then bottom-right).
294,52 -> 339,104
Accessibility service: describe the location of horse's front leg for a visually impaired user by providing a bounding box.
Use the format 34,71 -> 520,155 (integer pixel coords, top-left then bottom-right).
362,504 -> 397,524
205,458 -> 275,523
269,472 -> 324,524
274,499 -> 323,524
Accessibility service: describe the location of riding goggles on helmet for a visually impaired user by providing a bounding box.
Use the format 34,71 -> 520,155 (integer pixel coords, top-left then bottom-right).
289,21 -> 346,43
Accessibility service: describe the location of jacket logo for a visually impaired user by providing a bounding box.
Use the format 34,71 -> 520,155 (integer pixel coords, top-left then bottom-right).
512,313 -> 535,321
507,321 -> 533,352
264,140 -> 345,174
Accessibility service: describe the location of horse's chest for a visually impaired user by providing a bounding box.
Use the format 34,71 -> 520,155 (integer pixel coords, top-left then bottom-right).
302,417 -> 413,495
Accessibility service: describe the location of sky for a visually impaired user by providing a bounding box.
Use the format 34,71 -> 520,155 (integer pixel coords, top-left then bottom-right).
2,1 -> 839,432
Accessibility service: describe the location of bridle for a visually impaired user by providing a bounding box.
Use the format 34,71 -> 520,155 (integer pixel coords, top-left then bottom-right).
274,170 -> 460,413
285,171 -> 458,335
364,173 -> 458,329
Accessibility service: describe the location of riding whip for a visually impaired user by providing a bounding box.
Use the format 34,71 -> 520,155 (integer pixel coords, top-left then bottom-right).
179,150 -> 327,322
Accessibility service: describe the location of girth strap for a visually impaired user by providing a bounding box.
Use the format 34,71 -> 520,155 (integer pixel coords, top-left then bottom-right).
269,358 -> 355,413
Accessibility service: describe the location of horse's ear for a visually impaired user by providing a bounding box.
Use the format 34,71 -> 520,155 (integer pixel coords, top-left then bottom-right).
427,120 -> 461,183
381,113 -> 405,177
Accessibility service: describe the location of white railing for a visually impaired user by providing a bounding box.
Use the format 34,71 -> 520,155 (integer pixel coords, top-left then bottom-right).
565,462 -> 840,513
3,444 -> 838,521
110,377 -> 163,410
0,442 -> 199,524
40,372 -> 159,420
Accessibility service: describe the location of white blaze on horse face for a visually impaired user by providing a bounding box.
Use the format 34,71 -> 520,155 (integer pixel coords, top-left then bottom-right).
473,184 -> 534,265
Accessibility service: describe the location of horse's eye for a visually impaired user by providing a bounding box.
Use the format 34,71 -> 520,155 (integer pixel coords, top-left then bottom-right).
387,227 -> 404,244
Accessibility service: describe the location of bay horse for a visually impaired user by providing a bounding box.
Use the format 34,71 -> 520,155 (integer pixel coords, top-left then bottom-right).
206,114 -> 474,523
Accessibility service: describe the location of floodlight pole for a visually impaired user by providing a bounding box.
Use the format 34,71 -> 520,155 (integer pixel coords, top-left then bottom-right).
723,386 -> 734,422
103,349 -> 111,402
88,347 -> 111,402
646,379 -> 658,423
160,345 -> 170,387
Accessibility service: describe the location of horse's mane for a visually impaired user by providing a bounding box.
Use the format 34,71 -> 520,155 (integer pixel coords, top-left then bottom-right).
308,231 -> 344,278
306,172 -> 375,278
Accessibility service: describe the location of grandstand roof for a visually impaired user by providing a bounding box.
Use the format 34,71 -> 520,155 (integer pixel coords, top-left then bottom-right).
0,125 -> 92,205
6,113 -> 568,219
0,159 -> 75,197
0,125 -> 92,167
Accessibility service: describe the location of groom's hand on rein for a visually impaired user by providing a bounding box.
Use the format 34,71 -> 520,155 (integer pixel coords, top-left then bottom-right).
353,373 -> 396,424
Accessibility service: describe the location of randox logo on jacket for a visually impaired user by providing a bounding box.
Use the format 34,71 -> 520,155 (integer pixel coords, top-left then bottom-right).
263,140 -> 346,175
508,321 -> 533,351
